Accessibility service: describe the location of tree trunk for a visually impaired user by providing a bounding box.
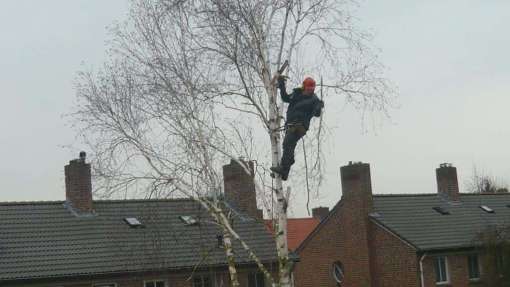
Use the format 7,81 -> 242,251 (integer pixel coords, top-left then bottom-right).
222,229 -> 240,287
268,79 -> 291,287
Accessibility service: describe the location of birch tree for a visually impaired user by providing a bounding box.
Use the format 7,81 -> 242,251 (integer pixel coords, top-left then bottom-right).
73,0 -> 395,286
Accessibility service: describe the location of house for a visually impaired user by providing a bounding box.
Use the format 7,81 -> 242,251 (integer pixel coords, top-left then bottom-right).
0,154 -> 276,287
293,161 -> 510,287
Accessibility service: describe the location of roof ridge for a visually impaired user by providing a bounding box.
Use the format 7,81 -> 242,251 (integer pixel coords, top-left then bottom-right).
0,200 -> 64,206
373,193 -> 438,197
94,198 -> 194,203
0,198 -> 197,206
459,192 -> 510,196
373,192 -> 510,198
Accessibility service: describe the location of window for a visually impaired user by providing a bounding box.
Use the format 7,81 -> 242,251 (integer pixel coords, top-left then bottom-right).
93,284 -> 117,287
179,215 -> 198,225
193,275 -> 212,287
432,207 -> 450,215
332,261 -> 344,284
480,205 -> 495,213
248,272 -> 265,287
124,217 -> 143,227
434,256 -> 449,284
144,280 -> 166,287
468,254 -> 480,280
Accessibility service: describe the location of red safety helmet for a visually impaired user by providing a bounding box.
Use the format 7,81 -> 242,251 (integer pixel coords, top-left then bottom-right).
302,77 -> 316,88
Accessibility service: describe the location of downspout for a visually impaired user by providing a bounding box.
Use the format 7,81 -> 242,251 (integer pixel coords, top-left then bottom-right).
419,253 -> 428,287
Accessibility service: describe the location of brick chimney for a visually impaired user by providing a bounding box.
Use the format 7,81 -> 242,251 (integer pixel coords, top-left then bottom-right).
436,163 -> 460,201
312,207 -> 329,221
223,159 -> 262,219
340,161 -> 373,211
65,152 -> 93,213
339,161 -> 373,285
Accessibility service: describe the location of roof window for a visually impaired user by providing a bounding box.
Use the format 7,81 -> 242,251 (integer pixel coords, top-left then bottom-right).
124,217 -> 143,227
480,205 -> 495,213
179,215 -> 198,225
433,207 -> 450,215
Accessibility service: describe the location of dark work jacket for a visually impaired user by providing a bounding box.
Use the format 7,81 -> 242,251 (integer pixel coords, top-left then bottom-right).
280,87 -> 322,130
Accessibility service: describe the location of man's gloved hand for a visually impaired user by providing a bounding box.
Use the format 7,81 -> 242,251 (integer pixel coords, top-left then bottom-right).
277,75 -> 287,90
313,100 -> 324,117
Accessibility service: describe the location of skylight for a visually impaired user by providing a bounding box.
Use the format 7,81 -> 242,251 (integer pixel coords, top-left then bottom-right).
480,205 -> 495,213
179,215 -> 198,225
124,217 -> 143,227
433,207 -> 450,215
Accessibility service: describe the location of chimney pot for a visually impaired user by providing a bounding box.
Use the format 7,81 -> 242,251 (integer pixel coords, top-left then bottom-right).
79,151 -> 86,162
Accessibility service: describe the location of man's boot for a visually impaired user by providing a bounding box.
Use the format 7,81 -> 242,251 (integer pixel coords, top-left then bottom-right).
270,166 -> 289,181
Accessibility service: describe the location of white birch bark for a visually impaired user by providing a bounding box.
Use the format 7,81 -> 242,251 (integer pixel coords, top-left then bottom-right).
261,61 -> 291,286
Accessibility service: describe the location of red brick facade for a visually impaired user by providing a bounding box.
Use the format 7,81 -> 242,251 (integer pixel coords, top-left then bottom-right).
368,222 -> 419,287
7,268 -> 270,287
294,163 -> 374,287
293,162 -> 488,287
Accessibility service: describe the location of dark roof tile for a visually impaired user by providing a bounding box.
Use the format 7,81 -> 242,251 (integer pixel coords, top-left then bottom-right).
0,199 -> 276,281
372,193 -> 510,251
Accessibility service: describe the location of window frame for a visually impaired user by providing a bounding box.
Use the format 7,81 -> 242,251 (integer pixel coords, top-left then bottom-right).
434,256 -> 450,284
331,261 -> 344,284
467,254 -> 481,281
143,279 -> 167,287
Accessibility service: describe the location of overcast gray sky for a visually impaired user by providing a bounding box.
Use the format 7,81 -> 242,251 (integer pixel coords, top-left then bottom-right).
1,1 -> 509,217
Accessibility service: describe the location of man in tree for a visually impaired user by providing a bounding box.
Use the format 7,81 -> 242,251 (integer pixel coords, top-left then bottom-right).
271,76 -> 324,180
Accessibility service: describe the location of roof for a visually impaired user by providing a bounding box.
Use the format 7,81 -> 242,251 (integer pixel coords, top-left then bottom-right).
372,193 -> 510,251
0,199 -> 277,282
265,218 -> 320,251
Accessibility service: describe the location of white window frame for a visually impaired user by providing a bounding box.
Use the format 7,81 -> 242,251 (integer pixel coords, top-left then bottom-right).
434,256 -> 450,285
143,279 -> 167,287
332,261 -> 344,284
467,254 -> 481,281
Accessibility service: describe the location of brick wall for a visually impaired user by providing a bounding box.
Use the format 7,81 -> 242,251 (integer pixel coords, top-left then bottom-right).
421,253 -> 486,287
368,221 -> 419,287
293,162 -> 374,287
6,266 -> 271,287
293,162 -> 492,287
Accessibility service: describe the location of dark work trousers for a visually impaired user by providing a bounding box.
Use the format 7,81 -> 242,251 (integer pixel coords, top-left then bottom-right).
281,123 -> 307,174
